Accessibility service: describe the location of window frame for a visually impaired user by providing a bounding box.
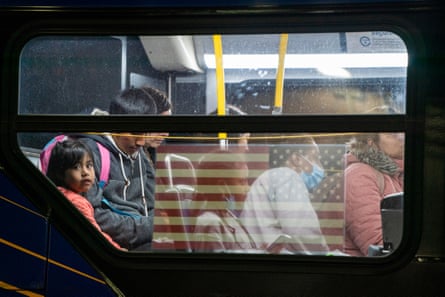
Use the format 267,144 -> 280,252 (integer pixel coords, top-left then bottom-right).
1,6 -> 424,276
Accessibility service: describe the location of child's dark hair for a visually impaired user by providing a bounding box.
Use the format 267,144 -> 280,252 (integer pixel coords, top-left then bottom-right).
46,139 -> 93,189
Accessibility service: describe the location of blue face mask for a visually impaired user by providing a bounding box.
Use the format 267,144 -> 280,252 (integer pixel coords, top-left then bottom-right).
225,195 -> 241,217
300,164 -> 325,191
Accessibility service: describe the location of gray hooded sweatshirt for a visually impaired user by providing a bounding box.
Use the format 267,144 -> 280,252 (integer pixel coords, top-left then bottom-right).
78,134 -> 155,251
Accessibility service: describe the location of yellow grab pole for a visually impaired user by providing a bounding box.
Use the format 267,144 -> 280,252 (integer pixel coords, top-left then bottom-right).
273,33 -> 288,115
213,34 -> 228,148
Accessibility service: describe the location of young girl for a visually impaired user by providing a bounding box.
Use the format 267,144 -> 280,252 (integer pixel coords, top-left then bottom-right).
46,139 -> 125,250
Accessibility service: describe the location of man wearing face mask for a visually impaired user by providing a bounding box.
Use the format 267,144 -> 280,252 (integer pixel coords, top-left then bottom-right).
239,134 -> 329,254
284,142 -> 325,192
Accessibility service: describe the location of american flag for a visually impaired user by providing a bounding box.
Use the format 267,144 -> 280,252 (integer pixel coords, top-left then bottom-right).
152,142 -> 346,253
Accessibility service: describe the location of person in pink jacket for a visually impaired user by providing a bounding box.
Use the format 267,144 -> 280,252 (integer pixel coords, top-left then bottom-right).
46,139 -> 125,250
344,132 -> 404,256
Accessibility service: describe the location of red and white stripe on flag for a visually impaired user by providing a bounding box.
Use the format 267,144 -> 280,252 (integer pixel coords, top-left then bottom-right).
152,143 -> 345,252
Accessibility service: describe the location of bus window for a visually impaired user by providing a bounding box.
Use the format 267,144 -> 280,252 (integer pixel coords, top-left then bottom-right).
17,31 -> 407,257
19,32 -> 407,116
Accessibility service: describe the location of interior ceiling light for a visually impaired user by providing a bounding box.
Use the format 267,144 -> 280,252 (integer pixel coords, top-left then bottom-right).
204,53 -> 408,69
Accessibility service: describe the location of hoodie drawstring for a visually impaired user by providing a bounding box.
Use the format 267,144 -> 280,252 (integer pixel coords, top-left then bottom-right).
118,152 -> 149,217
138,153 -> 149,217
119,154 -> 129,201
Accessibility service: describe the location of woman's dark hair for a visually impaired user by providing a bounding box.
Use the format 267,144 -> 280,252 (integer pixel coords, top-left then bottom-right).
109,86 -> 168,115
46,139 -> 93,189
141,86 -> 171,114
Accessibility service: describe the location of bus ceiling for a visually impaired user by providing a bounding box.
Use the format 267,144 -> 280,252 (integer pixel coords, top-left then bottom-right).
137,33 -> 407,81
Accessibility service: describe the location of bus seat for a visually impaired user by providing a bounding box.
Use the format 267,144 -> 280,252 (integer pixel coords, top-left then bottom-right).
20,146 -> 41,167
381,192 -> 403,252
153,187 -> 193,252
368,192 -> 403,256
164,153 -> 197,201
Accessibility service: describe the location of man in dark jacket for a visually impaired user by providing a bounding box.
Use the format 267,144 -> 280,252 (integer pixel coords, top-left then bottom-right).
81,86 -> 168,251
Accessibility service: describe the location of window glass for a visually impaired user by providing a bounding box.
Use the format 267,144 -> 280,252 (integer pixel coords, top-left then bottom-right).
19,32 -> 407,115
20,131 -> 404,256
18,31 -> 406,257
150,132 -> 404,255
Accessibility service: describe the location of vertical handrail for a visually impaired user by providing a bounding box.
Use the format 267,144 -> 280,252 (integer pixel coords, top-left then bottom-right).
273,33 -> 288,115
213,34 -> 228,149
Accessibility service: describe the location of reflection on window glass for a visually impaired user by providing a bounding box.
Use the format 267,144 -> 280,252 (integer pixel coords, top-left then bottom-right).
20,132 -> 404,256
17,30 -> 407,257
19,32 -> 407,116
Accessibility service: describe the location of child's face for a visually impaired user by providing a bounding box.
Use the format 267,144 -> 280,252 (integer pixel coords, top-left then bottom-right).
64,154 -> 95,193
